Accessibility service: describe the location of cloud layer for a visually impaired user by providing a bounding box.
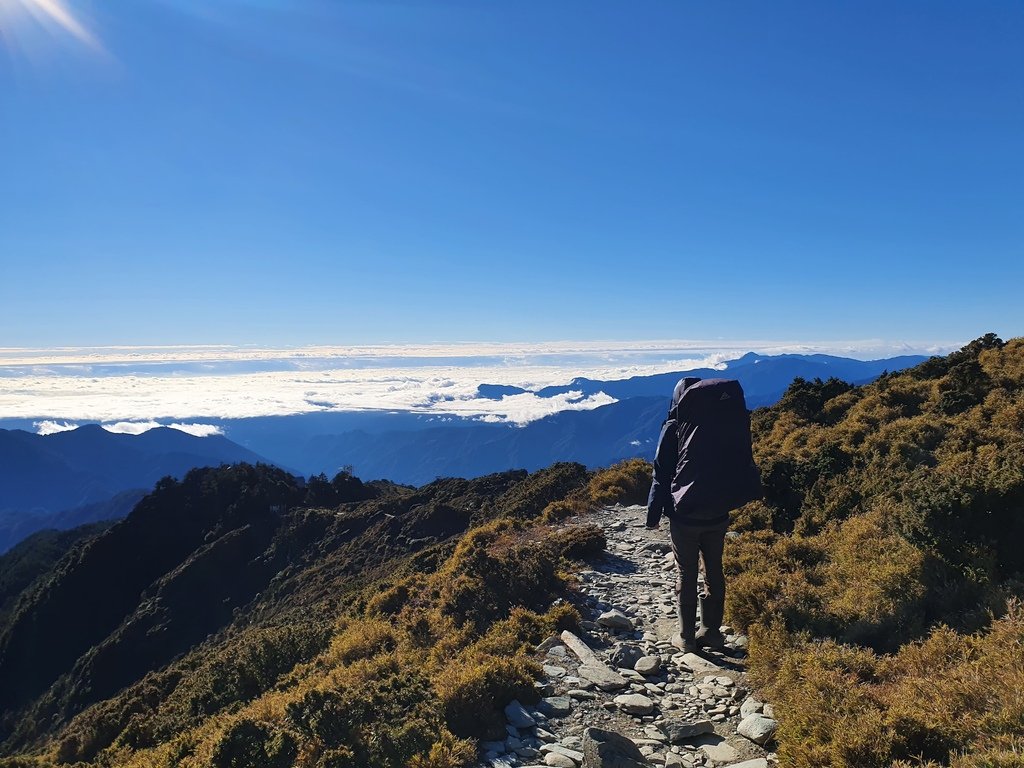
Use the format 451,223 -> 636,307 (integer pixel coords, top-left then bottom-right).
1,340 -> 957,431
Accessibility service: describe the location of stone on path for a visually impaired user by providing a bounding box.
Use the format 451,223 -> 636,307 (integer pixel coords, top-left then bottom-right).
737,714 -> 778,746
739,698 -> 763,718
680,652 -> 724,675
544,753 -> 577,768
721,760 -> 768,768
504,700 -> 536,728
561,631 -> 629,691
539,696 -> 573,717
597,609 -> 635,631
634,655 -> 661,675
541,744 -> 585,763
613,693 -> 655,715
581,727 -> 650,768
580,662 -> 630,691
560,631 -> 605,665
700,741 -> 740,764
610,644 -> 645,670
658,718 -> 715,744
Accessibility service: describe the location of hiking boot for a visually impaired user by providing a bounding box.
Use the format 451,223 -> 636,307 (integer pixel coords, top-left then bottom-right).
671,633 -> 698,654
695,626 -> 726,650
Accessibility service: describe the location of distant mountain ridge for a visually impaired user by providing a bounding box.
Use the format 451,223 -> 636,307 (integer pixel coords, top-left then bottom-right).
0,426 -> 276,552
0,351 -> 928,548
477,352 -> 929,406
284,351 -> 928,484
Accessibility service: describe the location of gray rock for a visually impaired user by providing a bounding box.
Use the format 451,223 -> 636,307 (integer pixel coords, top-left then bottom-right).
568,689 -> 598,700
545,753 -> 577,768
739,698 -> 763,718
579,662 -> 630,691
610,644 -> 645,670
700,741 -> 740,763
505,700 -> 536,728
544,664 -> 568,678
581,727 -> 650,767
680,653 -> 723,675
720,761 -> 767,768
542,744 -> 585,763
634,655 -> 662,675
737,714 -> 777,746
597,609 -> 635,631
539,696 -> 573,717
657,719 -> 715,744
613,693 -> 656,715
762,703 -> 775,719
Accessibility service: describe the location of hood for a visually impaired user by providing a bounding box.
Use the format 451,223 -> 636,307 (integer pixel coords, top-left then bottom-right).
670,376 -> 703,413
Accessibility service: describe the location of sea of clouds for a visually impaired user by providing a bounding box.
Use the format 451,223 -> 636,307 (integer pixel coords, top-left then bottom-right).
0,340 -> 956,435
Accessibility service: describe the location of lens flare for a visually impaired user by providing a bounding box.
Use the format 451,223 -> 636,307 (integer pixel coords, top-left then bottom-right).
0,0 -> 102,56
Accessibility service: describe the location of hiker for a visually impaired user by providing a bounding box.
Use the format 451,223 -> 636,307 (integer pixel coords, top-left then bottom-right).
646,376 -> 763,654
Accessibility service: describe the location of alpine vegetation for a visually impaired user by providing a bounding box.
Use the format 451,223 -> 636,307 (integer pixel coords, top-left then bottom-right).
0,336 -> 1020,768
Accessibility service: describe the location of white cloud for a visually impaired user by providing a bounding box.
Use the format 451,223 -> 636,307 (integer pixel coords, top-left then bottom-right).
33,419 -> 78,435
1,339 -> 959,428
99,421 -> 225,437
0,339 -> 961,369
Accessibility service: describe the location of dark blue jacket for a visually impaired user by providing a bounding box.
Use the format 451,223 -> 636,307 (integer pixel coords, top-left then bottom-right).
646,415 -> 677,527
647,376 -> 761,528
648,377 -> 699,527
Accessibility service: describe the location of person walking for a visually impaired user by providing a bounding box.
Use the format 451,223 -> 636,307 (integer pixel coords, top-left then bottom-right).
646,376 -> 762,654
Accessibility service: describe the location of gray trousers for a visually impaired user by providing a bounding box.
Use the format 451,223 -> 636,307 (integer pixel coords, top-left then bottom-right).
669,519 -> 727,640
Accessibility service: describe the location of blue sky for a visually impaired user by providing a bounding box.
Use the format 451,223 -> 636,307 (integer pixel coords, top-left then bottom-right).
1,1 -> 1021,346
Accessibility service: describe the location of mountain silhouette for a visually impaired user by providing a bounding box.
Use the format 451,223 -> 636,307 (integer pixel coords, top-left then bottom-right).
0,426 -> 276,552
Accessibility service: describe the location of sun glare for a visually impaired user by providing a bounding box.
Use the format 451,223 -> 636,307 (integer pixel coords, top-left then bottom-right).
0,0 -> 102,55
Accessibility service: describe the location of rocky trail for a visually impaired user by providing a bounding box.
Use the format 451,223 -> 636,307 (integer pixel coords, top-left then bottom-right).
476,505 -> 779,768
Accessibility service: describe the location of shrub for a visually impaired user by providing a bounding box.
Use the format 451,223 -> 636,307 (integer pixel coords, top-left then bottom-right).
747,602 -> 1024,768
434,653 -> 538,738
548,524 -> 606,561
325,618 -> 399,666
588,459 -> 652,506
210,719 -> 296,768
406,732 -> 477,768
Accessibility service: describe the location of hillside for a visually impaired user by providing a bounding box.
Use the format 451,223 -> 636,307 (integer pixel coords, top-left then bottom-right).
723,333 -> 1024,767
0,461 -> 594,766
0,336 -> 1019,768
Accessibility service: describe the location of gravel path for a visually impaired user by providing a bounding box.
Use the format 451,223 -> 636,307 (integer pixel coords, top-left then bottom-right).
477,505 -> 779,768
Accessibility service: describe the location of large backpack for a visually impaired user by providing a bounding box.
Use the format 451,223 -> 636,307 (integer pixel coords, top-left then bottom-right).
670,378 -> 763,519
